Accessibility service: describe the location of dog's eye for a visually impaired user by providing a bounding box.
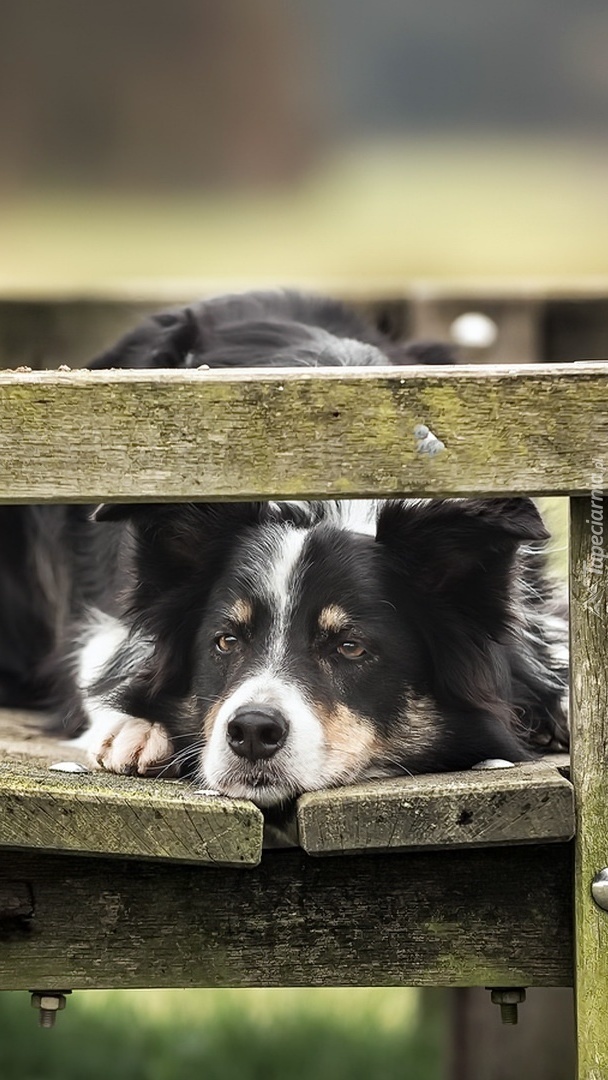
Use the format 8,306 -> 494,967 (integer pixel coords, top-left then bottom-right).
336,641 -> 367,660
214,633 -> 239,654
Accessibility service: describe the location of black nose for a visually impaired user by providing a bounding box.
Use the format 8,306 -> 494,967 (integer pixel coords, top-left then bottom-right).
226,707 -> 288,761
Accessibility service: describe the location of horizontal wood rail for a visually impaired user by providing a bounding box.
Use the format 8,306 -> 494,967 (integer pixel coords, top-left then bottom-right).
0,363 -> 606,501
0,845 -> 573,990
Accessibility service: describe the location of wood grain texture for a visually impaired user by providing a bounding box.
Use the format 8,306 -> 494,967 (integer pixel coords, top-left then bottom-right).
570,497 -> 608,1080
0,364 -> 606,501
0,716 -> 263,867
0,710 -> 90,769
297,761 -> 574,856
0,881 -> 33,919
0,845 -> 573,990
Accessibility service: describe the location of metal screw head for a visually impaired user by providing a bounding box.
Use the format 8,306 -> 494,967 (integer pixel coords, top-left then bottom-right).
591,869 -> 608,911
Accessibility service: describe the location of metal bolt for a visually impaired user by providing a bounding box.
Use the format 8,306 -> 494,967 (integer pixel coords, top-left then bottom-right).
30,991 -> 71,1028
487,987 -> 526,1024
591,869 -> 608,911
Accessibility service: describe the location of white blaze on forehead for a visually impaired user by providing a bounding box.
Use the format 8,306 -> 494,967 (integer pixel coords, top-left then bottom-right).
261,525 -> 310,619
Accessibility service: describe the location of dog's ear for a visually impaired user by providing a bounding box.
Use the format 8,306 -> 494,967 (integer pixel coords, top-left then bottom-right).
87,307 -> 202,370
376,497 -> 547,597
94,501 -> 265,586
375,496 -> 552,751
376,498 -> 549,724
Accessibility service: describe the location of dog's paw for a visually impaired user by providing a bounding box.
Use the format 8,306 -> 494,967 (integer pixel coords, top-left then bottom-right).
90,716 -> 177,777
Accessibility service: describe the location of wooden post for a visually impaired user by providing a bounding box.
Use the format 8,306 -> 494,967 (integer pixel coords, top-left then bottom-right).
570,496 -> 608,1080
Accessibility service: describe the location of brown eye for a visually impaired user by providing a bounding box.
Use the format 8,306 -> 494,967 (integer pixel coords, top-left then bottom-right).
215,633 -> 238,655
336,641 -> 367,660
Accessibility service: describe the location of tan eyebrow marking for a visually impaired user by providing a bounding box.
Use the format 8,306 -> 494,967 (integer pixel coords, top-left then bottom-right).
227,598 -> 254,626
318,605 -> 351,634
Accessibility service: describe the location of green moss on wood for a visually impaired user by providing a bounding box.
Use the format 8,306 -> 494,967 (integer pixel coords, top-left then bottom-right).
0,365 -> 606,501
0,761 -> 263,867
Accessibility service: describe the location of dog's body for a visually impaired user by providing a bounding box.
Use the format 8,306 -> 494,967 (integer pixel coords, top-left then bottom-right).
0,290 -> 569,807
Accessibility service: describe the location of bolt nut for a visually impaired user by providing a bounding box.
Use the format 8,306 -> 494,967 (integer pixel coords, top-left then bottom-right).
37,996 -> 66,1011
30,991 -> 71,1028
487,987 -> 526,1025
489,988 -> 526,1006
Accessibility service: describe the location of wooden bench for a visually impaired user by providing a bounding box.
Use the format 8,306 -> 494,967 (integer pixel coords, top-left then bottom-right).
0,290 -> 606,1079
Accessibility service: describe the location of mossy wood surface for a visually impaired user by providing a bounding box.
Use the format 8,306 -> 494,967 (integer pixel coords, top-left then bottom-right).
0,714 -> 574,862
0,364 -> 607,502
0,845 -> 572,990
297,761 -> 574,855
0,715 -> 263,868
570,498 -> 608,1080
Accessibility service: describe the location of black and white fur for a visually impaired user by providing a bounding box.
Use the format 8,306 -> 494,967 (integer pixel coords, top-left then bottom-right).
0,290 -> 568,807
72,496 -> 568,807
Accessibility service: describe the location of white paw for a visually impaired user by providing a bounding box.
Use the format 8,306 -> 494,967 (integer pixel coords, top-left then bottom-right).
89,716 -> 177,777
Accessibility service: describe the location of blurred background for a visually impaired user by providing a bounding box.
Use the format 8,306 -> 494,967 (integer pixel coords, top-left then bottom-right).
1,0 -> 608,291
0,1 -> 592,1076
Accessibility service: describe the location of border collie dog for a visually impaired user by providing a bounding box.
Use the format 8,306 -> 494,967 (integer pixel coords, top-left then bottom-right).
0,290 -> 569,806
76,496 -> 568,807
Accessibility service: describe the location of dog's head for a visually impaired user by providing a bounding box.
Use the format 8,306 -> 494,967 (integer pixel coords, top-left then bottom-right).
87,291 -> 458,371
94,497 -> 548,806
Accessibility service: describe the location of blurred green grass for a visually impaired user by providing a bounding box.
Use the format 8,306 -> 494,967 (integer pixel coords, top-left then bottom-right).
0,987 -> 442,1080
1,137 -> 608,290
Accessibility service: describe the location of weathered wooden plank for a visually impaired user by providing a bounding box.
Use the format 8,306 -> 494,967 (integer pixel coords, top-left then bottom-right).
0,714 -> 574,857
297,761 -> 574,856
0,881 -> 33,919
570,497 -> 608,1080
0,710 -> 90,770
0,762 -> 263,867
0,845 -> 573,990
0,364 -> 607,501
